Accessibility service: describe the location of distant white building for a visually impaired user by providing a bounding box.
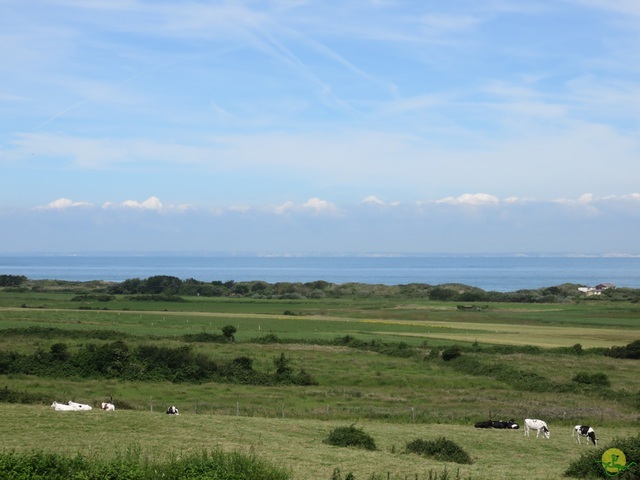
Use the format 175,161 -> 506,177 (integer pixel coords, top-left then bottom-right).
578,283 -> 616,295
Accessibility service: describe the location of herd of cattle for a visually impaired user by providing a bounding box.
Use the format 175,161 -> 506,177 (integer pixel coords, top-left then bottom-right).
51,400 -> 178,415
474,418 -> 598,445
50,403 -> 597,446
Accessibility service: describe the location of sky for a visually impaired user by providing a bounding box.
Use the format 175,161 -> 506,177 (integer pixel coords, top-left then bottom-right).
1,0 -> 639,255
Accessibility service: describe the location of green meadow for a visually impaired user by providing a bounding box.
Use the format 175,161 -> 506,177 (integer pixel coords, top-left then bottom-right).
1,285 -> 639,479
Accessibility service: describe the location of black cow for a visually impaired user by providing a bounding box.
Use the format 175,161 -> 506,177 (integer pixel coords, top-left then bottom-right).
474,419 -> 519,429
492,419 -> 519,429
474,420 -> 493,428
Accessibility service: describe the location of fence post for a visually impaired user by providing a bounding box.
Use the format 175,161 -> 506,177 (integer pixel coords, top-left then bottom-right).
236,402 -> 239,416
282,402 -> 285,418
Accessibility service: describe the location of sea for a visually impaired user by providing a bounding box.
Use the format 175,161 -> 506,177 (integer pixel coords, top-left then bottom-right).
1,254 -> 639,292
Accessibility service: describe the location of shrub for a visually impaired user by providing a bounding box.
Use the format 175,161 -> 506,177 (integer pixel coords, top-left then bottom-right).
572,372 -> 611,387
404,437 -> 473,464
442,346 -> 462,361
565,434 -> 640,478
604,340 -> 640,359
324,424 -> 377,451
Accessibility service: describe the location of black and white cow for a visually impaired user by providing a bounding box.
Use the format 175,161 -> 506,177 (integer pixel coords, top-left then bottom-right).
474,420 -> 493,428
492,419 -> 519,429
474,419 -> 519,429
574,425 -> 597,445
166,405 -> 179,415
524,418 -> 550,439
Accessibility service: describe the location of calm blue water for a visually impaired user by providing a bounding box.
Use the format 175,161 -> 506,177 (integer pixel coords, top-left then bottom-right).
0,255 -> 639,292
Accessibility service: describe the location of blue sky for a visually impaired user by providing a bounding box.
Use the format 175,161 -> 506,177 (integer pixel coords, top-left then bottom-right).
1,0 -> 639,254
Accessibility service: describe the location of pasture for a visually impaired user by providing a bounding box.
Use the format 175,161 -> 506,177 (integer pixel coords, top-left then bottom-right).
1,288 -> 640,478
1,404 -> 638,480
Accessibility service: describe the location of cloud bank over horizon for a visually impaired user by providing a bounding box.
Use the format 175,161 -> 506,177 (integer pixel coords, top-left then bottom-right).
1,1 -> 639,254
0,192 -> 635,255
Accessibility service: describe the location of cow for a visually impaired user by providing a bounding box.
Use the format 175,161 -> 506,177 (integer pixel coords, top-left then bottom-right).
474,419 -> 519,429
51,401 -> 76,411
101,402 -> 115,411
68,400 -> 92,411
474,420 -> 493,428
574,425 -> 597,446
524,418 -> 550,439
492,419 -> 519,429
166,405 -> 179,415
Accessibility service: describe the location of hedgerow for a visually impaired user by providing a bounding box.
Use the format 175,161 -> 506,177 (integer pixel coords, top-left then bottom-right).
0,342 -> 316,386
0,448 -> 290,480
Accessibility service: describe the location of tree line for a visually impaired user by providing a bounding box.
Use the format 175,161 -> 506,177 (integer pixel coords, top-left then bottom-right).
4,274 -> 640,302
0,338 -> 315,386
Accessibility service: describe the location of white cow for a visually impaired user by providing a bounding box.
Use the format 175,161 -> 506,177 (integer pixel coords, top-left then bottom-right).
574,425 -> 597,445
68,400 -> 92,411
101,402 -> 116,411
166,405 -> 179,415
524,418 -> 550,439
51,401 -> 76,411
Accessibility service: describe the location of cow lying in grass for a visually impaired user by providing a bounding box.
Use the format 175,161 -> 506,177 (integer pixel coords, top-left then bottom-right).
574,425 -> 597,445
166,405 -> 179,415
51,401 -> 77,411
68,400 -> 92,411
474,419 -> 519,429
51,401 -> 91,411
101,402 -> 115,411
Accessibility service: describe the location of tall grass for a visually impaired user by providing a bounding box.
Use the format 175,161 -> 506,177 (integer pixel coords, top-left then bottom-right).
0,446 -> 290,479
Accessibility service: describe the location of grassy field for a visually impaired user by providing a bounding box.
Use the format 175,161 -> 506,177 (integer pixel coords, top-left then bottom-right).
1,290 -> 639,479
1,404 -> 638,480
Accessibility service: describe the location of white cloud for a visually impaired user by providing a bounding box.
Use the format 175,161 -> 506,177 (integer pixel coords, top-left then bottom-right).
124,196 -> 163,210
273,201 -> 295,214
102,196 -> 163,211
435,193 -> 500,206
361,195 -> 385,206
302,197 -> 339,214
34,198 -> 93,210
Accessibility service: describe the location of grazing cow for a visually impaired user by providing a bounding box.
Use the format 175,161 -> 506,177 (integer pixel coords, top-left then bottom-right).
524,418 -> 550,439
101,402 -> 115,411
574,425 -> 597,446
68,400 -> 92,411
166,405 -> 179,415
51,401 -> 76,411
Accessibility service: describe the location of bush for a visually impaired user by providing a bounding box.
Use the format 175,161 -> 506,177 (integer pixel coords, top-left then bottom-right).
404,437 -> 473,464
604,340 -> 640,359
324,425 -> 377,451
572,372 -> 611,387
442,346 -> 462,361
565,434 -> 640,478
